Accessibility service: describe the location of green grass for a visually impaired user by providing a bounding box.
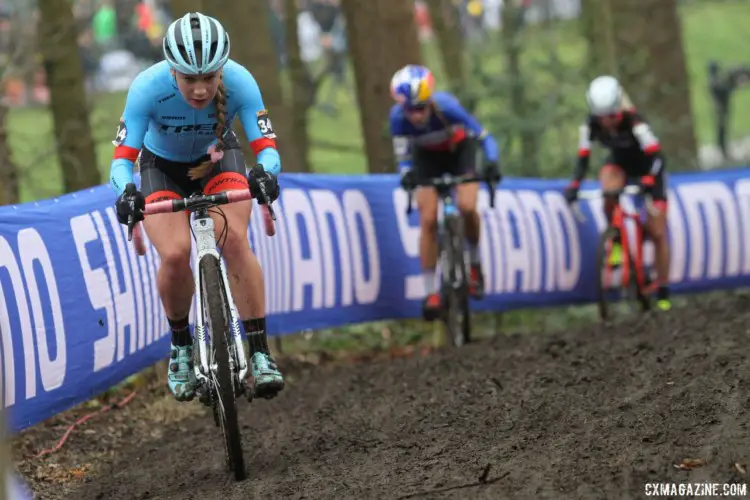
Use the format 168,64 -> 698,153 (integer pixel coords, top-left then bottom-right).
7,0 -> 750,202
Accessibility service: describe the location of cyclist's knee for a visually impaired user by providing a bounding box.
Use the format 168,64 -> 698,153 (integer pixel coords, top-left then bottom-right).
160,245 -> 191,274
647,216 -> 668,241
221,225 -> 252,259
457,197 -> 477,216
420,212 -> 438,234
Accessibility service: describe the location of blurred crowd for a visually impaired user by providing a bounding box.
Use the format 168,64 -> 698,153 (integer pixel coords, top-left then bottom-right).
0,0 -> 581,109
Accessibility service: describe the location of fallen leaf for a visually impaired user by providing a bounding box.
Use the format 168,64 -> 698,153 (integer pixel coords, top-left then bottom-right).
70,468 -> 86,478
674,458 -> 706,470
666,381 -> 674,386
735,463 -> 746,474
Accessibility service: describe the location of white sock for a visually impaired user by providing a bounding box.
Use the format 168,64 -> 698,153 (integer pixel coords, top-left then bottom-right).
468,244 -> 480,265
423,269 -> 436,295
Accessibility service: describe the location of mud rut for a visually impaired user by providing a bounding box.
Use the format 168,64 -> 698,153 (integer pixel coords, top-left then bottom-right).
14,295 -> 750,499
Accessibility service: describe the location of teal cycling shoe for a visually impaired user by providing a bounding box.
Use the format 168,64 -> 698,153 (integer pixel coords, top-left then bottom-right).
249,352 -> 284,400
168,343 -> 197,402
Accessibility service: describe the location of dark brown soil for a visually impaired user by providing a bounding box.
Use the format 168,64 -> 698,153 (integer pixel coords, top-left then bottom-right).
11,295 -> 750,499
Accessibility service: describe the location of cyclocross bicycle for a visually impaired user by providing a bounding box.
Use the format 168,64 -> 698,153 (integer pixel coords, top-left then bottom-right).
126,182 -> 276,481
572,184 -> 658,322
406,173 -> 497,347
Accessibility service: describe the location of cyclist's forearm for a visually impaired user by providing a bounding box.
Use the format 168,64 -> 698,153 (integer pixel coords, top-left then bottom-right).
256,147 -> 281,176
110,159 -> 134,194
572,155 -> 589,183
481,135 -> 499,164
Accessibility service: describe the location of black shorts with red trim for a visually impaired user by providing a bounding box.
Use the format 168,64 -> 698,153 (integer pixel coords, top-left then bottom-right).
139,131 -> 249,204
412,138 -> 480,182
603,154 -> 668,203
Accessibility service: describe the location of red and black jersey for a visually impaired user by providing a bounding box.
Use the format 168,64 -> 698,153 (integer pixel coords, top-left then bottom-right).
574,109 -> 664,182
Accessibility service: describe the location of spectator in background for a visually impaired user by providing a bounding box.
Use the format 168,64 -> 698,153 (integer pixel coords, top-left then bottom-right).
309,0 -> 348,116
92,0 -> 117,51
78,23 -> 101,93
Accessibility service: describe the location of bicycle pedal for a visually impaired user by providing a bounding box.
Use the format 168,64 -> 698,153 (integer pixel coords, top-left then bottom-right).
196,386 -> 212,407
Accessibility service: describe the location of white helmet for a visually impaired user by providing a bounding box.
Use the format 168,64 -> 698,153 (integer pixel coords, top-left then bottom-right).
163,12 -> 230,75
586,75 -> 622,116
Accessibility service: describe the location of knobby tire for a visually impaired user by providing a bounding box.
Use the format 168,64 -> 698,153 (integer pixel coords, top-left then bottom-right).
442,217 -> 471,347
199,255 -> 246,481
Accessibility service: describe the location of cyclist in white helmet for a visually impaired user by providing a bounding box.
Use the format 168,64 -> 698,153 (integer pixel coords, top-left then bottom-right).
563,75 -> 672,311
110,12 -> 285,402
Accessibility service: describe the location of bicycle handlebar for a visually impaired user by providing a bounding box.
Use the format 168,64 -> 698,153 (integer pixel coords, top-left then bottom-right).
571,184 -> 658,223
405,173 -> 499,215
127,189 -> 276,257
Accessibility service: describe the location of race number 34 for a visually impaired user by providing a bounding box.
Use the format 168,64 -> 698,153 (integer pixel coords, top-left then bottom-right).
256,109 -> 276,139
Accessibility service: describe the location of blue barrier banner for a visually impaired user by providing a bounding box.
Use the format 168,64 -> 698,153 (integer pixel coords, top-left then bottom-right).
2,168 -> 750,433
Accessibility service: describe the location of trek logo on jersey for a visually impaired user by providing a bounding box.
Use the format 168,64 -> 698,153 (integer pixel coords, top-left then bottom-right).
158,123 -> 218,135
112,119 -> 127,147
256,109 -> 276,139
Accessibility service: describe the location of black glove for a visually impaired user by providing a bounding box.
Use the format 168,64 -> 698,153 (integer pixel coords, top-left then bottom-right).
248,164 -> 279,204
640,174 -> 656,194
563,182 -> 580,204
400,169 -> 416,191
115,183 -> 145,225
482,160 -> 501,183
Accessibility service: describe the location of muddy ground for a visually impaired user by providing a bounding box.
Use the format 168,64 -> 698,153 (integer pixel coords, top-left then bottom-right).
11,295 -> 750,499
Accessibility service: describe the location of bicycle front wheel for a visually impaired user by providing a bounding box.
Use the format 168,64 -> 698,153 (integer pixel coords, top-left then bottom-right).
199,254 -> 246,481
441,217 -> 471,347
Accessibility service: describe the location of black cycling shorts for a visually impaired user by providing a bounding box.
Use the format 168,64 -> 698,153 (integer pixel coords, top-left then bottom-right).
139,130 -> 248,204
412,138 -> 480,182
603,154 -> 668,202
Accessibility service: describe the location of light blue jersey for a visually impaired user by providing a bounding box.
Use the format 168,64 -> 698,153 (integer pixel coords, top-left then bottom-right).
109,59 -> 280,194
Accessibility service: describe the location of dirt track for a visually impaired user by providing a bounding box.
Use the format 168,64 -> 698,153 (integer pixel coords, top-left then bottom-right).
12,295 -> 750,499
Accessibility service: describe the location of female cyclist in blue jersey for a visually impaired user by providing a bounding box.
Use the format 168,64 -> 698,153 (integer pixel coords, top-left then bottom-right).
110,12 -> 284,402
389,64 -> 501,321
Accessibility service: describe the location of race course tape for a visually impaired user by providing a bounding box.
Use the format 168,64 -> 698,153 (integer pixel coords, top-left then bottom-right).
2,168 -> 750,433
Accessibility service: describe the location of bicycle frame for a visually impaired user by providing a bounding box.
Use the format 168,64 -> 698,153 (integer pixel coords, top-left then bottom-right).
129,189 -> 276,385
190,208 -> 248,383
575,185 -> 658,291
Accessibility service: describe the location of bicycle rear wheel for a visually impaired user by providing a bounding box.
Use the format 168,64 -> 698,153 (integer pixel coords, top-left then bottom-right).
199,254 -> 246,481
441,217 -> 471,347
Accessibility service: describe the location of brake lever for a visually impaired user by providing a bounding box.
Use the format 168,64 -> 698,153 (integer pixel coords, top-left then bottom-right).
487,176 -> 498,209
127,214 -> 134,242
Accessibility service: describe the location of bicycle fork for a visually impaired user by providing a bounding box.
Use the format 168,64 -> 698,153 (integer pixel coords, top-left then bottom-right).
192,214 -> 249,387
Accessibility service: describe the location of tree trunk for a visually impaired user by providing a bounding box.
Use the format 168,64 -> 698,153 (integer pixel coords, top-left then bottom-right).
607,0 -> 698,170
170,0 -> 203,17
580,0 -> 617,78
341,0 -> 423,173
283,0 -> 312,172
38,0 -> 100,193
205,0 -> 305,172
424,0 -> 464,93
0,100 -> 19,205
501,0 -> 539,175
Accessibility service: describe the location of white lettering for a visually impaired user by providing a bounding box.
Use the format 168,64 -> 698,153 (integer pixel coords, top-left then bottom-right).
310,190 -> 354,307
665,188 -> 687,283
343,189 -> 380,304
479,188 -> 505,294
735,179 -> 750,273
676,182 -> 741,280
517,190 -> 554,291
393,188 -> 422,300
283,189 -> 323,310
18,228 -> 66,393
105,208 -> 137,360
0,235 -> 30,407
494,190 -> 532,292
543,192 -> 580,291
71,213 -> 116,371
